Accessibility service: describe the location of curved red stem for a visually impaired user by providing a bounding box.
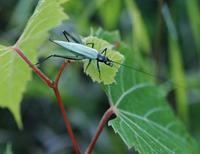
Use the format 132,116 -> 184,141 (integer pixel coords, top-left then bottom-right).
53,87 -> 81,154
12,47 -> 53,87
12,46 -> 81,154
85,107 -> 115,154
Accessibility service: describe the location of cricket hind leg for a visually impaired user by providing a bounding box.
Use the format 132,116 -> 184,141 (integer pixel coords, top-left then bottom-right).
101,48 -> 107,56
63,31 -> 81,44
35,54 -> 84,65
96,61 -> 101,79
86,43 -> 94,48
85,59 -> 92,71
63,31 -> 70,42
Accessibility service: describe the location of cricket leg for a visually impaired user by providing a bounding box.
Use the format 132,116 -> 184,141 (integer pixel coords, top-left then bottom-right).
35,54 -> 84,65
85,59 -> 92,71
101,48 -> 107,56
63,31 -> 81,43
86,43 -> 94,48
96,61 -> 101,79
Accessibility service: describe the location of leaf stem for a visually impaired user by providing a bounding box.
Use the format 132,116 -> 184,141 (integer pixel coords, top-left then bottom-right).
54,59 -> 73,86
12,46 -> 81,154
12,46 -> 53,87
53,87 -> 80,154
85,107 -> 115,154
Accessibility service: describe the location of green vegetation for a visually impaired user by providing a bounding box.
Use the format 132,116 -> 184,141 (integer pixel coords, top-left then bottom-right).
0,0 -> 200,153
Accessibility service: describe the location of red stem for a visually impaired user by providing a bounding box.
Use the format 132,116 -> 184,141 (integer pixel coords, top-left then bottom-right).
85,107 -> 115,154
12,47 -> 53,87
53,87 -> 81,154
12,46 -> 81,154
55,60 -> 70,86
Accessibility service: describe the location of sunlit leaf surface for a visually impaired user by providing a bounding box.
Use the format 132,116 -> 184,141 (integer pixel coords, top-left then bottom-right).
83,36 -> 124,85
0,0 -> 68,127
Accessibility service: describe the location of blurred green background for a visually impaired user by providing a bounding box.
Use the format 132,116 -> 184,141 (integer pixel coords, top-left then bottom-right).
0,0 -> 200,153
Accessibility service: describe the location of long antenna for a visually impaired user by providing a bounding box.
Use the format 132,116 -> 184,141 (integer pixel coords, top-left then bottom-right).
112,61 -> 160,79
111,60 -> 184,88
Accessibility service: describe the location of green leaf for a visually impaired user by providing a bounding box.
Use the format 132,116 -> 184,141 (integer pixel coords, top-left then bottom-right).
0,45 -> 6,50
83,36 -> 124,85
93,28 -> 121,42
96,33 -> 198,153
0,0 -> 68,127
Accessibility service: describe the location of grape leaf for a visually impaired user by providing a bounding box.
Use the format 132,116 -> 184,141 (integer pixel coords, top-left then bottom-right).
83,36 -> 124,85
0,0 -> 68,127
97,38 -> 199,153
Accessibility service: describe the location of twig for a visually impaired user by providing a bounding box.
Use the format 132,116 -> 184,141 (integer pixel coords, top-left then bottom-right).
53,87 -> 80,154
12,46 -> 53,87
85,107 -> 115,154
55,60 -> 71,86
12,46 -> 81,154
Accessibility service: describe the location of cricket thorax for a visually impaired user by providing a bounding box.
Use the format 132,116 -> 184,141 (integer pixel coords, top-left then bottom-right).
97,53 -> 113,67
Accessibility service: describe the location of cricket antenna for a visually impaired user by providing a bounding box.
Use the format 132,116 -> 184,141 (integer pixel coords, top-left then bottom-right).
112,60 -> 162,79
111,60 -> 183,88
49,38 -> 58,45
49,38 -> 53,42
49,38 -> 63,47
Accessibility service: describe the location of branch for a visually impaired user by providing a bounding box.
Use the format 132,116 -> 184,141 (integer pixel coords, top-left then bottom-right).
12,46 -> 53,87
12,46 -> 81,154
85,107 -> 115,154
53,87 -> 80,154
54,60 -> 72,86
53,59 -> 80,154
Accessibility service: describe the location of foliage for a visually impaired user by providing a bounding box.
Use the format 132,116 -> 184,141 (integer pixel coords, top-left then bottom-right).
96,30 -> 198,154
0,0 -> 200,154
83,36 -> 124,85
0,0 -> 68,127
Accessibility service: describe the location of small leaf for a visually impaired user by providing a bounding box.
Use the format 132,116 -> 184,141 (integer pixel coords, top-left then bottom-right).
83,36 -> 124,85
93,28 -> 121,43
0,0 -> 68,127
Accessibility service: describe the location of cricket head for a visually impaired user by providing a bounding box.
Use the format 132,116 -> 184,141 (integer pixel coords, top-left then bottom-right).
104,58 -> 113,67
97,53 -> 113,67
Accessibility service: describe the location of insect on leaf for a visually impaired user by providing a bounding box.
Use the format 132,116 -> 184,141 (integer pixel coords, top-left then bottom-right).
95,30 -> 199,153
0,0 -> 68,128
83,36 -> 124,85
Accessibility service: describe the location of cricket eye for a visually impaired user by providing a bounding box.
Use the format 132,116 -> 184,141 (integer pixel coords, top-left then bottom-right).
108,61 -> 113,67
105,60 -> 113,66
110,62 -> 114,67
